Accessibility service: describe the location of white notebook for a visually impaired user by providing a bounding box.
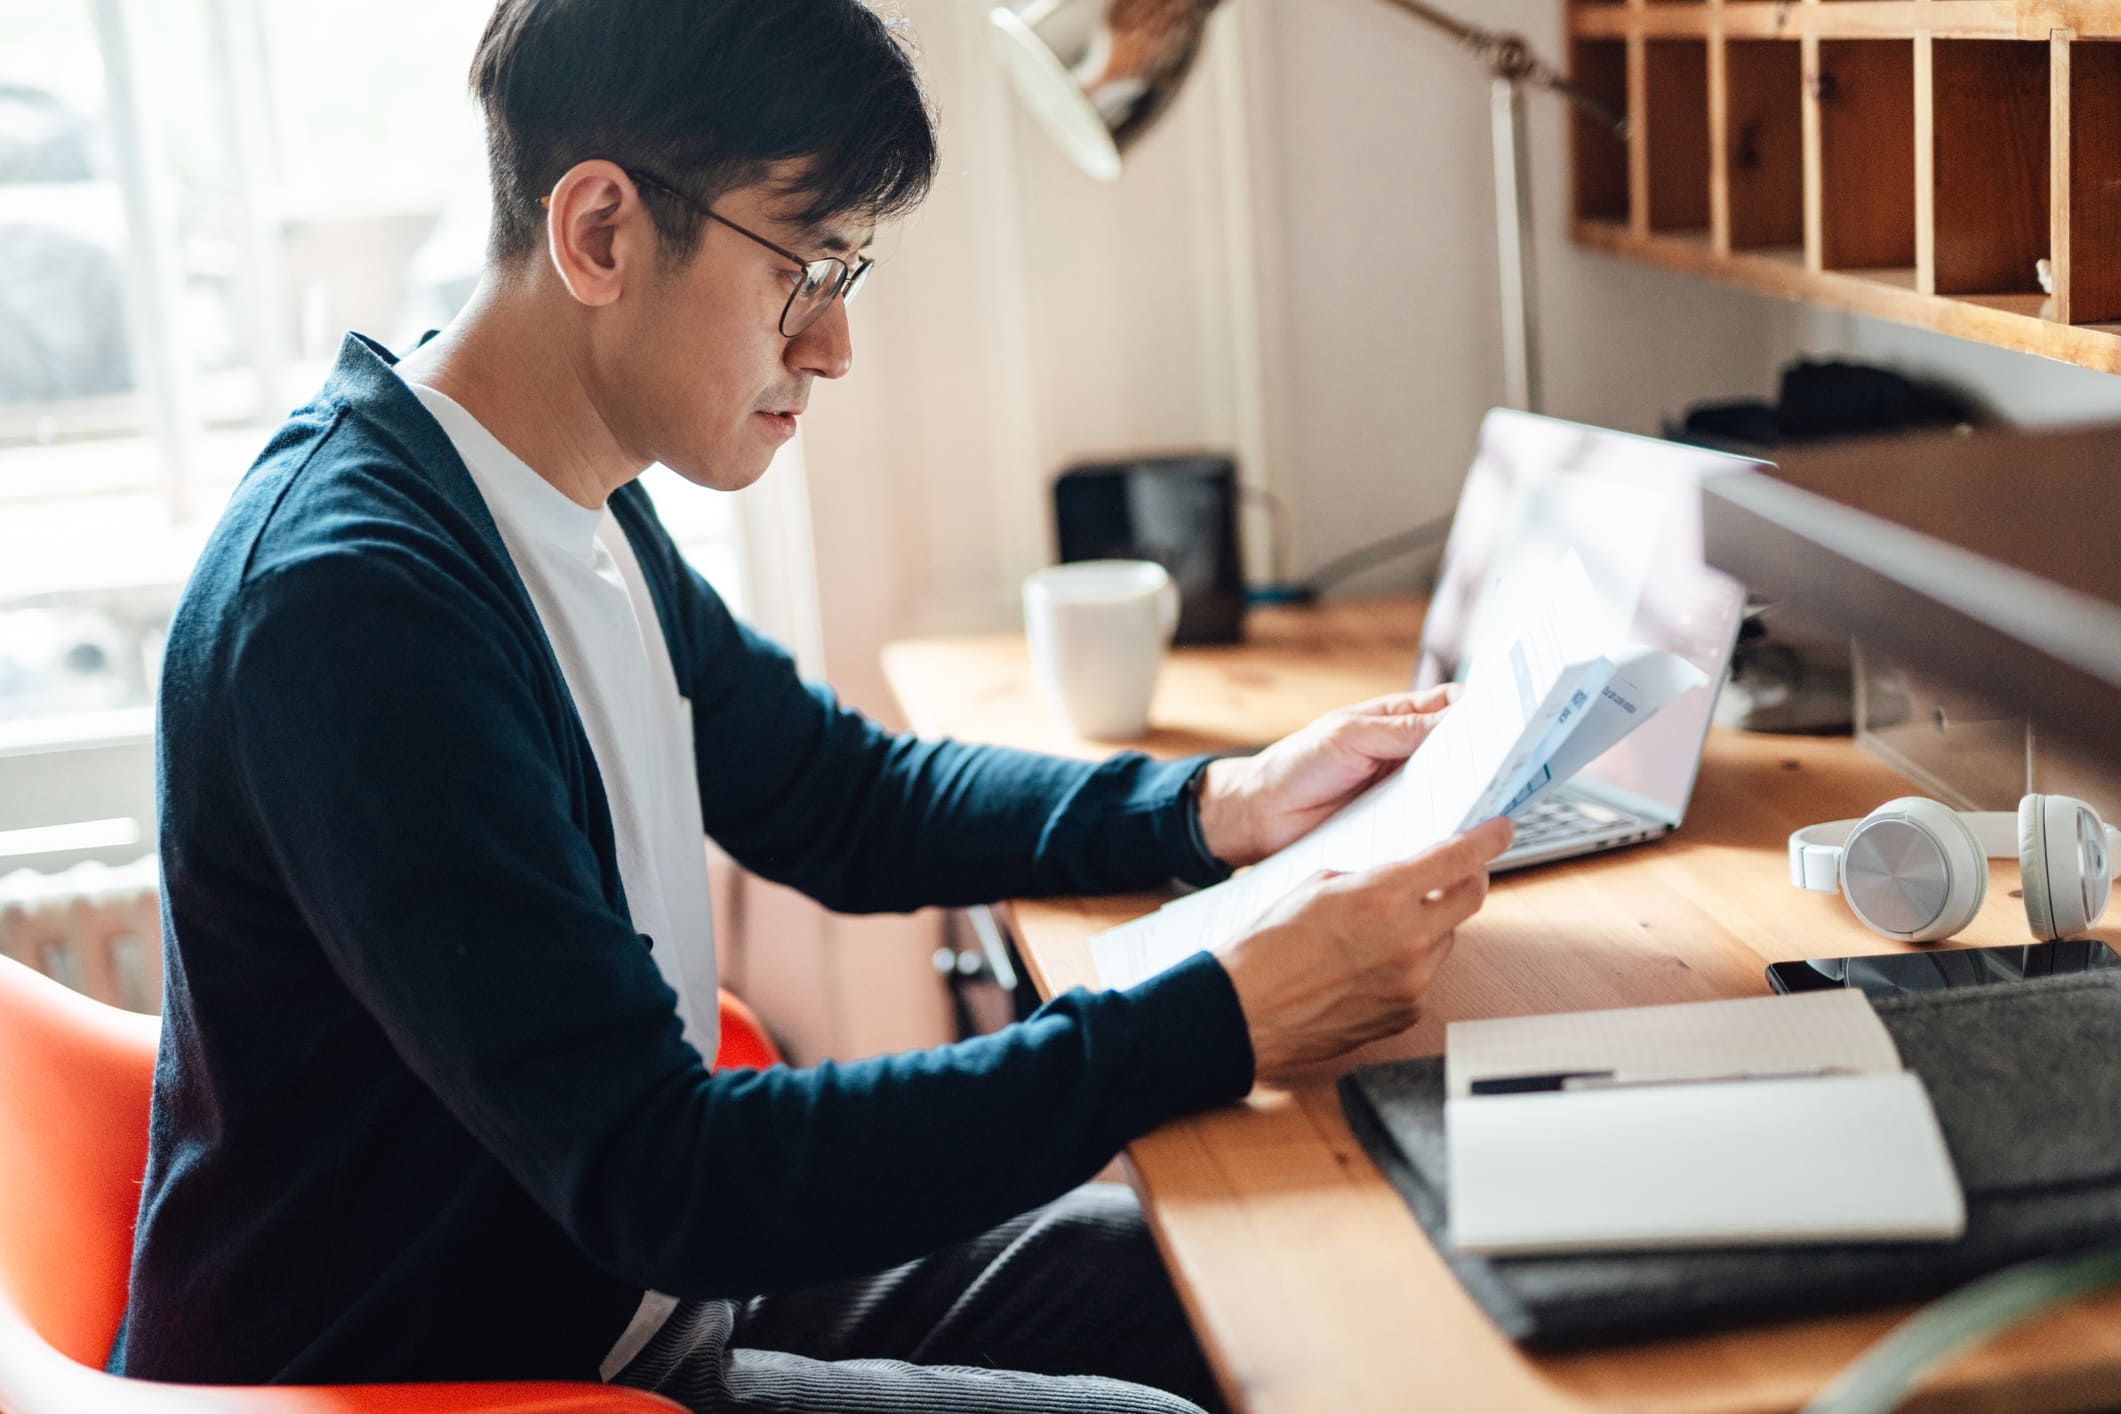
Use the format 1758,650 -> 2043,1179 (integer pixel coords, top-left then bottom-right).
1444,991 -> 1966,1256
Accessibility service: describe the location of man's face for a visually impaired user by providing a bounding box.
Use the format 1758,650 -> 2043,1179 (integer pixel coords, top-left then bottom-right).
595,170 -> 869,493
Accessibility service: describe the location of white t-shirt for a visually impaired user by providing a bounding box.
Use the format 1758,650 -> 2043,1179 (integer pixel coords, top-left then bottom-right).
404,380 -> 711,1374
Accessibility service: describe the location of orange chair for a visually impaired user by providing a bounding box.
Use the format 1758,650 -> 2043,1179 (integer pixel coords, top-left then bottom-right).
0,954 -> 782,1413
711,987 -> 781,1072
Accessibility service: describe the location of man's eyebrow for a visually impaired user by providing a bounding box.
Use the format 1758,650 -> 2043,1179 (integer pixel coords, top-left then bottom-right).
799,225 -> 871,257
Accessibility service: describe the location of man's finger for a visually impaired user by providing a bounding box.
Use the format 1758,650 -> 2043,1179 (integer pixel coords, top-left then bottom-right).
1469,812 -> 1515,854
1376,816 -> 1515,893
1332,708 -> 1451,764
1341,685 -> 1456,719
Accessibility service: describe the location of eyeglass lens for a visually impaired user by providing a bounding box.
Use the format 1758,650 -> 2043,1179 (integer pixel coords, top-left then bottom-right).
782,258 -> 872,337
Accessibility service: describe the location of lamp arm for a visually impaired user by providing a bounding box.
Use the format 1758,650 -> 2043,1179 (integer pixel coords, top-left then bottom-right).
1371,0 -> 1631,137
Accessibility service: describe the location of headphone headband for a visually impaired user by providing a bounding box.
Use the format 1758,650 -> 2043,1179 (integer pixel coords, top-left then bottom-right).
1790,808 -> 2121,892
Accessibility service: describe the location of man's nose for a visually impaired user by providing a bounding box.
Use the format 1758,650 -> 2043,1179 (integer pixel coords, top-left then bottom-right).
788,297 -> 853,381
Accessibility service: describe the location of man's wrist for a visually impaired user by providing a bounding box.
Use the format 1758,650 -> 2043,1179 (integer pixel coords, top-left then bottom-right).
1191,757 -> 1256,870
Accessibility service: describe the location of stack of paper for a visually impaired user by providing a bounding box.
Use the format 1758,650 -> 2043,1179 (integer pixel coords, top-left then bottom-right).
1091,552 -> 1706,990
1445,990 -> 1966,1254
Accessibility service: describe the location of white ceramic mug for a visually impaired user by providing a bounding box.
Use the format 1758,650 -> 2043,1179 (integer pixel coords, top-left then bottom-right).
1022,560 -> 1180,740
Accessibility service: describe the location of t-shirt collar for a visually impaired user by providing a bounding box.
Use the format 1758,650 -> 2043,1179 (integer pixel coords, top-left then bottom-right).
402,380 -> 604,564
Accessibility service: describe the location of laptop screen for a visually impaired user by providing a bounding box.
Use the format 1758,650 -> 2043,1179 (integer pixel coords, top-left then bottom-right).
1414,409 -> 1754,823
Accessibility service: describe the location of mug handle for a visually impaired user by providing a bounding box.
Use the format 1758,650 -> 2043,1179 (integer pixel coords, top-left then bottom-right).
1156,577 -> 1181,642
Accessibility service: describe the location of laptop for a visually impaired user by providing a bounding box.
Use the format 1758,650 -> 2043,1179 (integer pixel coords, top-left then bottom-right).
1415,409 -> 1756,872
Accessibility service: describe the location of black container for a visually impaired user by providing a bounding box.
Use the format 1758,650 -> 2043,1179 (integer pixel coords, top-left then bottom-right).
1052,454 -> 1245,645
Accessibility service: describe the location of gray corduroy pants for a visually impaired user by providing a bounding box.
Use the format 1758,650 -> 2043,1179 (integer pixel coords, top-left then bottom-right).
611,1184 -> 1227,1413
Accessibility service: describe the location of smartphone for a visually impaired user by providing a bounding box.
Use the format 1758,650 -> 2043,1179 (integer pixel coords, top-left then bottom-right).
1766,938 -> 2121,999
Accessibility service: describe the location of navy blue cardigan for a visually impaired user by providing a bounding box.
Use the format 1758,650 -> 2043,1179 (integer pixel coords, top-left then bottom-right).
112,333 -> 1253,1386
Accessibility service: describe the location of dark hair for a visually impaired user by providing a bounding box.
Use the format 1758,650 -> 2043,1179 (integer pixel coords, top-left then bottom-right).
471,0 -> 937,265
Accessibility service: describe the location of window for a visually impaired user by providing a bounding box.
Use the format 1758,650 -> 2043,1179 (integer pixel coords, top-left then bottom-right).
0,0 -> 752,876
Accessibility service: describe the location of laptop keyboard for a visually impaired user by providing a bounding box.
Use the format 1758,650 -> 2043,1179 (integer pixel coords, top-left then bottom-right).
1509,795 -> 1626,849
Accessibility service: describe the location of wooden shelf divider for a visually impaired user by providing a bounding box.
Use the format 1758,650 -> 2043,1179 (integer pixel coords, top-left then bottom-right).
1567,0 -> 2121,373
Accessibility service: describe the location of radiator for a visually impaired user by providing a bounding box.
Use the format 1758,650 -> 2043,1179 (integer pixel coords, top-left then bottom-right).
0,856 -> 162,1014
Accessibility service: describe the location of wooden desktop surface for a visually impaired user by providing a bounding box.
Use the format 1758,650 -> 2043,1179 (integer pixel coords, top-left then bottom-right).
881,597 -> 2121,1414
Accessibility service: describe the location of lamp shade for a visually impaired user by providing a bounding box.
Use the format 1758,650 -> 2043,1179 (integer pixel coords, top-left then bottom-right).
988,0 -> 1221,182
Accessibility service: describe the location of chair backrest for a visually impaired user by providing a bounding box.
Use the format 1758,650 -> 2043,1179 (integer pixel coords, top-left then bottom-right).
0,954 -> 158,1367
0,958 -> 778,1377
713,987 -> 783,1071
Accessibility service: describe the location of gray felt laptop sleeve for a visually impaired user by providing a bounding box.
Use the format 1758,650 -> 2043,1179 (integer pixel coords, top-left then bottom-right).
1337,971 -> 2121,1347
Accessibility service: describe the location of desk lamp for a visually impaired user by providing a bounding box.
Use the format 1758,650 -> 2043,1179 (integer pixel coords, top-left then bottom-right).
989,0 -> 1628,414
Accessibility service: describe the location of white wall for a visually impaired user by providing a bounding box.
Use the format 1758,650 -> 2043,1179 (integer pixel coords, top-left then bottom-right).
1243,0 -> 1809,594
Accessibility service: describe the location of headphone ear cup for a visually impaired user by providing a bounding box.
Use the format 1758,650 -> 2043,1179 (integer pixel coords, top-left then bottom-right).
2088,866 -> 2114,934
2026,794 -> 2104,939
1930,802 -> 1990,940
2019,795 -> 2060,941
1840,797 -> 1988,943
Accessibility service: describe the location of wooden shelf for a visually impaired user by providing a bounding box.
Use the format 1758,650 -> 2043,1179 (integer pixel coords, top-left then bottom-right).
1567,1 -> 2121,373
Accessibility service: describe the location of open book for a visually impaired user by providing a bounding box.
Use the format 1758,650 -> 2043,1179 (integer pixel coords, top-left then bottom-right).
1091,552 -> 1707,990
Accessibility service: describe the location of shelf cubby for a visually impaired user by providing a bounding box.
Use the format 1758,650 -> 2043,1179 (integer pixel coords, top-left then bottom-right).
1816,40 -> 1915,275
1566,2 -> 2121,374
1570,38 -> 1629,225
1645,40 -> 1711,234
1722,40 -> 1803,253
1932,41 -> 2049,301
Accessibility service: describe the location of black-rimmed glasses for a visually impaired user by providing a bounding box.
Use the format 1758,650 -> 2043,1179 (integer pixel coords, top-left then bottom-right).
624,168 -> 874,338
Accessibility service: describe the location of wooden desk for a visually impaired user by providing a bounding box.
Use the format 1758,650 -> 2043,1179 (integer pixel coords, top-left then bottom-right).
882,598 -> 2121,1414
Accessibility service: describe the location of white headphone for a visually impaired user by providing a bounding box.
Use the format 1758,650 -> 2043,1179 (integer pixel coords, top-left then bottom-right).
1789,795 -> 2120,943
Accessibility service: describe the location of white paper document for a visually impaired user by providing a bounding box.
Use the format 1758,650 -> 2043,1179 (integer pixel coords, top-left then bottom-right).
1090,552 -> 1706,990
1444,991 -> 1966,1255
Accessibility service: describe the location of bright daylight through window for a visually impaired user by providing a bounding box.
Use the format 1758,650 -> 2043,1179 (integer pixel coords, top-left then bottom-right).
0,0 -> 744,880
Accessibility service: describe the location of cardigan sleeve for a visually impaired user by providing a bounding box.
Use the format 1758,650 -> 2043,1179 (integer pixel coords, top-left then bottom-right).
653,550 -> 1231,914
225,545 -> 1254,1300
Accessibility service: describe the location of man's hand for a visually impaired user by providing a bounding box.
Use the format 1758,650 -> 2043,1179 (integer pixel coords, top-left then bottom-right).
1213,816 -> 1514,1078
1195,686 -> 1460,868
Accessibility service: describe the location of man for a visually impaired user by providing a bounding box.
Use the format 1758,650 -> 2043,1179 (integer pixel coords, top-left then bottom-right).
113,3 -> 1511,1411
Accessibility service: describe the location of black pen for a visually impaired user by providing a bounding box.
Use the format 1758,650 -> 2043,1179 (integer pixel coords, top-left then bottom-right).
1468,1066 -> 1858,1095
1467,1069 -> 1612,1095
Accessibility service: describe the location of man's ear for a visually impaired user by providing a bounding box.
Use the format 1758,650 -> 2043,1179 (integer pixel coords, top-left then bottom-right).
542,160 -> 648,308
